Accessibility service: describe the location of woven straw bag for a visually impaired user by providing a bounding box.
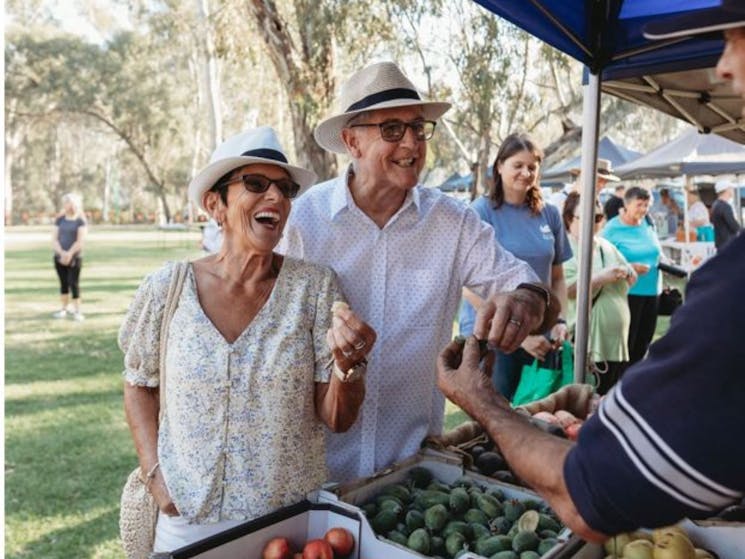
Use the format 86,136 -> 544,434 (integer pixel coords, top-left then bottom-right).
119,261 -> 189,559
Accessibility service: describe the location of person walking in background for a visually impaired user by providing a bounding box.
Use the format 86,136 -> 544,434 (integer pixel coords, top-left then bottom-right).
685,185 -> 712,241
459,133 -> 571,401
52,192 -> 88,321
548,158 -> 621,213
562,192 -> 636,394
711,179 -> 741,250
603,184 -> 626,221
601,186 -> 662,367
121,127 -> 376,553
280,62 -> 554,482
658,188 -> 681,237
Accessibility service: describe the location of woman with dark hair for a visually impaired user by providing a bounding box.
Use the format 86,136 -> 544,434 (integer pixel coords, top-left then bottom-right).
601,186 -> 662,366
121,127 -> 376,553
459,133 -> 571,400
562,192 -> 636,394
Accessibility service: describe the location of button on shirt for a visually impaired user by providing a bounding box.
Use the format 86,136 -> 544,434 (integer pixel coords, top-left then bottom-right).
278,169 -> 538,482
119,259 -> 340,523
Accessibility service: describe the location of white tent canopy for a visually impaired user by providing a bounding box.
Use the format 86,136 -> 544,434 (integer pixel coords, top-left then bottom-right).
616,127 -> 745,179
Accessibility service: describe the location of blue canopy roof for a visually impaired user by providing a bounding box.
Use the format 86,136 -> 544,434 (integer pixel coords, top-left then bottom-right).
474,1 -> 745,143
473,0 -> 724,78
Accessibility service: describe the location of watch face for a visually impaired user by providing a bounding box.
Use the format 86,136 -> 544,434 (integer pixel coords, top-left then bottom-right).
345,362 -> 366,383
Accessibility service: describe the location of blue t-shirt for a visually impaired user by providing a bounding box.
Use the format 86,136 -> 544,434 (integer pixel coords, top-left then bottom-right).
601,216 -> 661,296
54,216 -> 86,256
564,232 -> 745,534
459,197 -> 572,335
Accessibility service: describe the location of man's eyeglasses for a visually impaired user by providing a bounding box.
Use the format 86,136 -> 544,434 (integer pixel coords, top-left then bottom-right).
349,119 -> 437,143
217,174 -> 300,199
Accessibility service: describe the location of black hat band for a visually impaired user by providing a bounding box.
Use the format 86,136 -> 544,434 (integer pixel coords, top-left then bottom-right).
346,88 -> 421,112
241,148 -> 288,163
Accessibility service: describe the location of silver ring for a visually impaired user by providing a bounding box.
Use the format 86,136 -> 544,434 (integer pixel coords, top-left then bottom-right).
342,350 -> 353,357
508,318 -> 522,327
353,340 -> 366,350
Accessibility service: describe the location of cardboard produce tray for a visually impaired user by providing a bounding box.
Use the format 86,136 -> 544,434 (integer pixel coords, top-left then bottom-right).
318,451 -> 579,559
155,500 -> 362,559
567,519 -> 745,559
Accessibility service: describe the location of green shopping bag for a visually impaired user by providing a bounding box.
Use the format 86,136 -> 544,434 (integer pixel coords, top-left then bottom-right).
512,341 -> 574,406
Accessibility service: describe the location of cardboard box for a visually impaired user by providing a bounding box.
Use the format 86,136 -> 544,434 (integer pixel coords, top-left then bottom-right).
159,500 -> 362,559
565,519 -> 745,559
318,452 -> 577,559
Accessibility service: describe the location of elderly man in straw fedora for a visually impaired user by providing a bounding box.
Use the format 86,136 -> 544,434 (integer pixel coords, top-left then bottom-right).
279,61 -> 559,482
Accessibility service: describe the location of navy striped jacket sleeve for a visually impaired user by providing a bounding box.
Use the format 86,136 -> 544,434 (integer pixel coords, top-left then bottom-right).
564,233 -> 745,535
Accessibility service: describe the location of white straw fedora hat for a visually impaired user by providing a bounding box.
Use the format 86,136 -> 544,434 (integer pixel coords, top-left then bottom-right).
188,126 -> 317,211
644,0 -> 745,40
314,61 -> 452,154
569,158 -> 621,182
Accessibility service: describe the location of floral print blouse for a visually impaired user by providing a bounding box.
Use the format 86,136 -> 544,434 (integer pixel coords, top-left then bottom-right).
119,258 -> 342,523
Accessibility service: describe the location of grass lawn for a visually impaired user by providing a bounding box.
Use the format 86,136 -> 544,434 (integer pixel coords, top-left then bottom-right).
5,226 -> 202,559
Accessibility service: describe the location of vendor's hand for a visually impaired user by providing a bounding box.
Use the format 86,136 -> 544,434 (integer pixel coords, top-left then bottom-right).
630,262 -> 650,275
477,289 -> 548,354
326,302 -> 377,372
437,336 -> 507,418
520,334 -> 553,361
549,323 -> 568,347
149,470 -> 179,516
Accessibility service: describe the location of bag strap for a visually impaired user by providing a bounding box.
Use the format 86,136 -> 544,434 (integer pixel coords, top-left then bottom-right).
591,244 -> 606,306
158,261 -> 189,423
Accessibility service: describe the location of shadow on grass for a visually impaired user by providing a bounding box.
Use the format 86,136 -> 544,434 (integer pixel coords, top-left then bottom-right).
7,506 -> 122,559
5,387 -> 124,417
5,331 -> 121,385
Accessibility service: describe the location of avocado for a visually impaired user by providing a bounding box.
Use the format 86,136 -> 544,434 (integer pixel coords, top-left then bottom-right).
408,466 -> 433,488
475,451 -> 507,475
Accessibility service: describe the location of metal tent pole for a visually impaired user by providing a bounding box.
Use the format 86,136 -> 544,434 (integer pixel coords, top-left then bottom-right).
573,71 -> 602,383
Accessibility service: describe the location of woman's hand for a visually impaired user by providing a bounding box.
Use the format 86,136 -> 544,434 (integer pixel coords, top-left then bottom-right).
549,323 -> 568,347
521,335 -> 553,361
326,302 -> 377,372
149,469 -> 179,516
59,251 -> 72,266
598,265 -> 630,285
630,262 -> 650,275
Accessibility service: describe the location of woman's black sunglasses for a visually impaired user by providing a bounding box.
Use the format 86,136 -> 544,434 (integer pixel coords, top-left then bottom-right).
218,174 -> 300,199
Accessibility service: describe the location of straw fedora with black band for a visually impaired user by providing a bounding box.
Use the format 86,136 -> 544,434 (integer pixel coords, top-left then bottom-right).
569,158 -> 621,182
644,0 -> 745,40
188,126 -> 317,212
314,61 -> 452,154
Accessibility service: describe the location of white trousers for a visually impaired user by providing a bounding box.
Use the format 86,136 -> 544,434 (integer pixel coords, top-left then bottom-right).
153,513 -> 243,552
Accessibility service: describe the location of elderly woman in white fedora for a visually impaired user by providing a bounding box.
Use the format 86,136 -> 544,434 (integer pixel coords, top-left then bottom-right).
280,61 -> 554,483
120,126 -> 376,552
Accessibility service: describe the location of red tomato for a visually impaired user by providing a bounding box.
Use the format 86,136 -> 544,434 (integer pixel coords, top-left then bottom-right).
302,539 -> 334,559
262,537 -> 293,559
324,527 -> 355,557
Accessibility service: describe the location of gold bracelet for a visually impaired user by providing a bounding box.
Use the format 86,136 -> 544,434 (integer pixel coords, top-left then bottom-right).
144,461 -> 160,492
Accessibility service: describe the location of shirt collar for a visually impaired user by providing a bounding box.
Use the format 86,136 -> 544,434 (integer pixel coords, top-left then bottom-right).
330,164 -> 423,219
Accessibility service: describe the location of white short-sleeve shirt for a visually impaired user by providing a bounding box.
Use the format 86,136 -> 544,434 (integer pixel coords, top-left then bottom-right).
278,169 -> 537,481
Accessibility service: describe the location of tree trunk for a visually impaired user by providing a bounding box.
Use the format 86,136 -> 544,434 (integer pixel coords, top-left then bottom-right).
246,0 -> 337,181
196,0 -> 222,151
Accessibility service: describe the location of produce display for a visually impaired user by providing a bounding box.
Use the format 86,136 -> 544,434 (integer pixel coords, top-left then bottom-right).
261,527 -> 355,559
603,525 -> 717,559
359,466 -> 565,558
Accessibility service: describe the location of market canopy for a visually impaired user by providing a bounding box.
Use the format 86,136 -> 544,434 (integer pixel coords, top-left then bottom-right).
471,0 -> 743,380
616,127 -> 745,178
542,135 -> 642,182
474,0 -> 745,143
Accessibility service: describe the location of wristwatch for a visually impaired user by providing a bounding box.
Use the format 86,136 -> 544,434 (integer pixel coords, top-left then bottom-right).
334,358 -> 367,383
